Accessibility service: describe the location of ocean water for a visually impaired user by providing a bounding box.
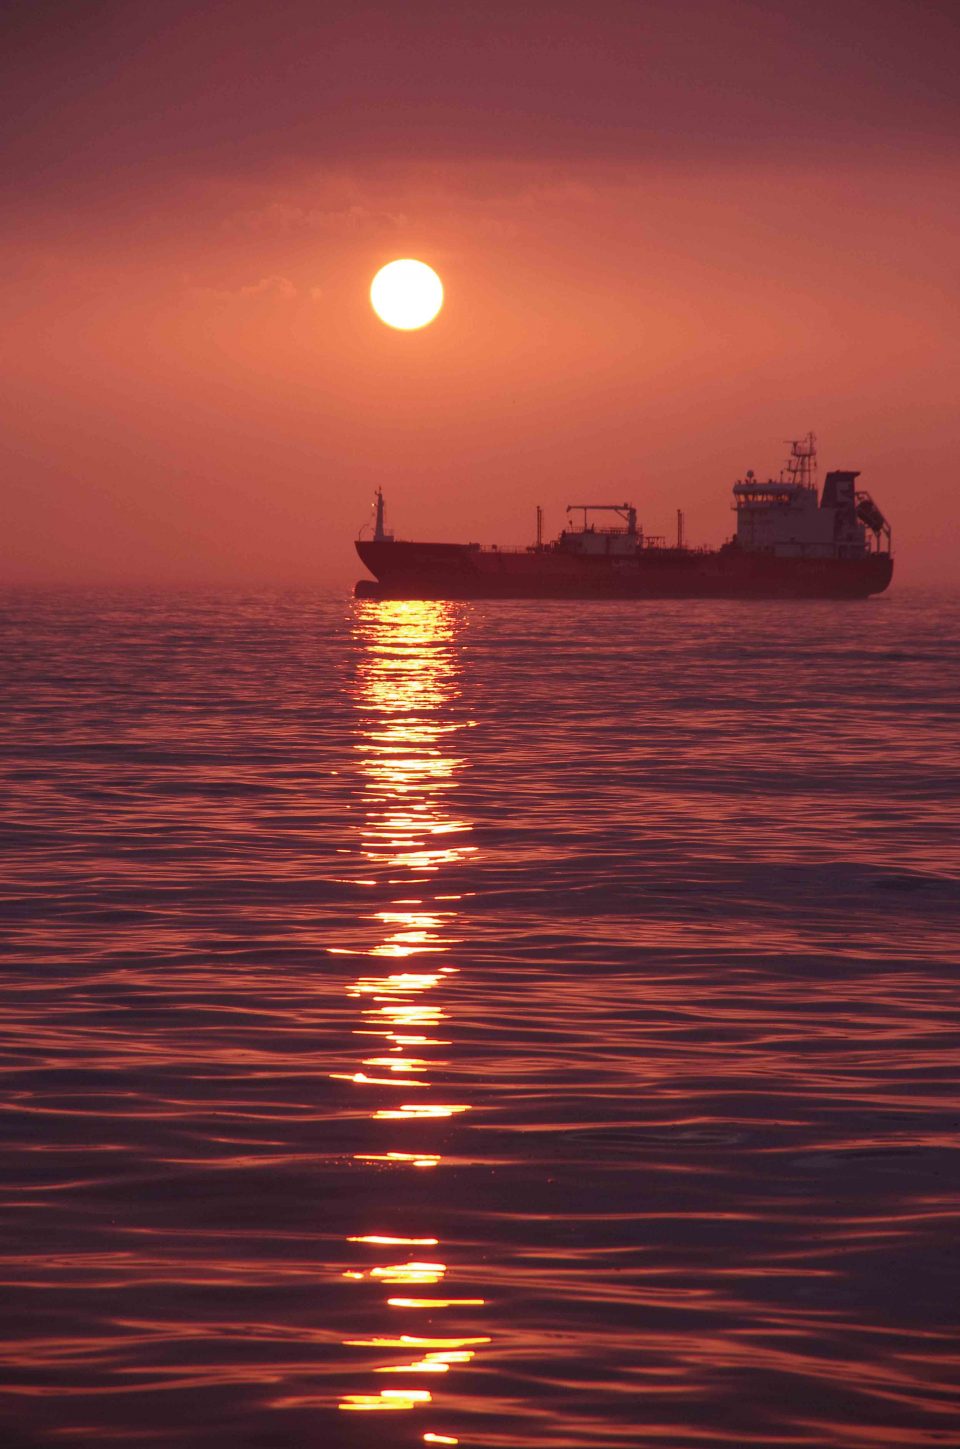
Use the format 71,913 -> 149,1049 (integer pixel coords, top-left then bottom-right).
1,588 -> 958,1449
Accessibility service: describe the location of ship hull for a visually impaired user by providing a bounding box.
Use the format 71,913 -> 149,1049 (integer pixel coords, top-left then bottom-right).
355,540 -> 893,601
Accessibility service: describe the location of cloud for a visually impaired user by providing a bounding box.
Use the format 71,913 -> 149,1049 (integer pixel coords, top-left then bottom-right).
187,274 -> 298,303
231,201 -> 408,236
238,274 -> 297,300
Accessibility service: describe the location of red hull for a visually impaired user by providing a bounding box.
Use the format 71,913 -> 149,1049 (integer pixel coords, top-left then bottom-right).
355,540 -> 893,600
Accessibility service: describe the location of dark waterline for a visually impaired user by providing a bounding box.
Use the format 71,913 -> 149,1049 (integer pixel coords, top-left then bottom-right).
1,589 -> 958,1448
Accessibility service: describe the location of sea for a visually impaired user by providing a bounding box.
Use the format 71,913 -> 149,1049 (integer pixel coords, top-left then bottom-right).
1,588 -> 958,1449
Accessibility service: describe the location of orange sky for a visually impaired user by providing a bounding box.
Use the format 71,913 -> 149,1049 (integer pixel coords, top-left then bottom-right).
2,1 -> 957,586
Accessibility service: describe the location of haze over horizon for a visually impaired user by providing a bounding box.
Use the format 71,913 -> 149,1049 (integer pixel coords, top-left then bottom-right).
2,0 -> 957,587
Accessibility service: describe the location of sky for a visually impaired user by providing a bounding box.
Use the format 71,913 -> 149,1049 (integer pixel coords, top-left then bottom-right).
2,0 -> 958,586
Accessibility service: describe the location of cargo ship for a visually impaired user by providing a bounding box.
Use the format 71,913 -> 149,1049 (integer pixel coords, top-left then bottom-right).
354,436 -> 893,601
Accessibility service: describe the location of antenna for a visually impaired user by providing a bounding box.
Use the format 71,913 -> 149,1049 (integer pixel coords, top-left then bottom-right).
677,509 -> 685,549
536,505 -> 543,549
783,432 -> 817,489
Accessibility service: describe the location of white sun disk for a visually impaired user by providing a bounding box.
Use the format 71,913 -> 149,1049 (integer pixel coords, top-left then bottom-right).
370,259 -> 444,331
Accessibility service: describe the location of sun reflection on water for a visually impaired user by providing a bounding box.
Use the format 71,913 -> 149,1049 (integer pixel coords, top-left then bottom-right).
337,600 -> 482,1437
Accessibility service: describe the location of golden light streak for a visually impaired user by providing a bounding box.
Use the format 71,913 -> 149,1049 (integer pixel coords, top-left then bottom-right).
330,1071 -> 429,1087
362,1057 -> 438,1071
348,1236 -> 440,1247
375,1352 -> 475,1372
349,972 -> 444,994
371,940 -> 444,957
376,1359 -> 451,1374
344,1337 -> 490,1348
340,1388 -> 433,1411
345,1261 -> 446,1284
388,1298 -> 485,1309
341,601 -> 486,1422
370,1005 -> 445,1024
374,1104 -> 469,1120
354,1152 -> 440,1167
391,1035 -> 450,1045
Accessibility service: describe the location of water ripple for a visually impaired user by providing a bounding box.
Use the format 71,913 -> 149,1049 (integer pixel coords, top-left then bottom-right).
0,588 -> 957,1447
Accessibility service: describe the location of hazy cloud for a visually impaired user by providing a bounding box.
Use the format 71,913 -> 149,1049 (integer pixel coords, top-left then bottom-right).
238,274 -> 297,300
231,201 -> 408,236
187,274 -> 298,302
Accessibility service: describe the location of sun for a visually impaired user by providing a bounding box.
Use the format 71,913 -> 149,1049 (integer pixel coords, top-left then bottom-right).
370,259 -> 444,331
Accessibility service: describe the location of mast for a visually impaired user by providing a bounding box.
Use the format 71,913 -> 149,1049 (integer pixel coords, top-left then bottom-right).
374,487 -> 388,542
782,433 -> 817,490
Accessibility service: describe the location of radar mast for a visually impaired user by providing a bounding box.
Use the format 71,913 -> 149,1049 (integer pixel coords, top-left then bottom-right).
781,432 -> 818,490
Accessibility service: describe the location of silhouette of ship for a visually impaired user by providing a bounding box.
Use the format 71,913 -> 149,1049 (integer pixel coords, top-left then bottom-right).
355,435 -> 893,600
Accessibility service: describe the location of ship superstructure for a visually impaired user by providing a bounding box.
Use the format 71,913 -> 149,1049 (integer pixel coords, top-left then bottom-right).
732,434 -> 891,561
355,437 -> 893,600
